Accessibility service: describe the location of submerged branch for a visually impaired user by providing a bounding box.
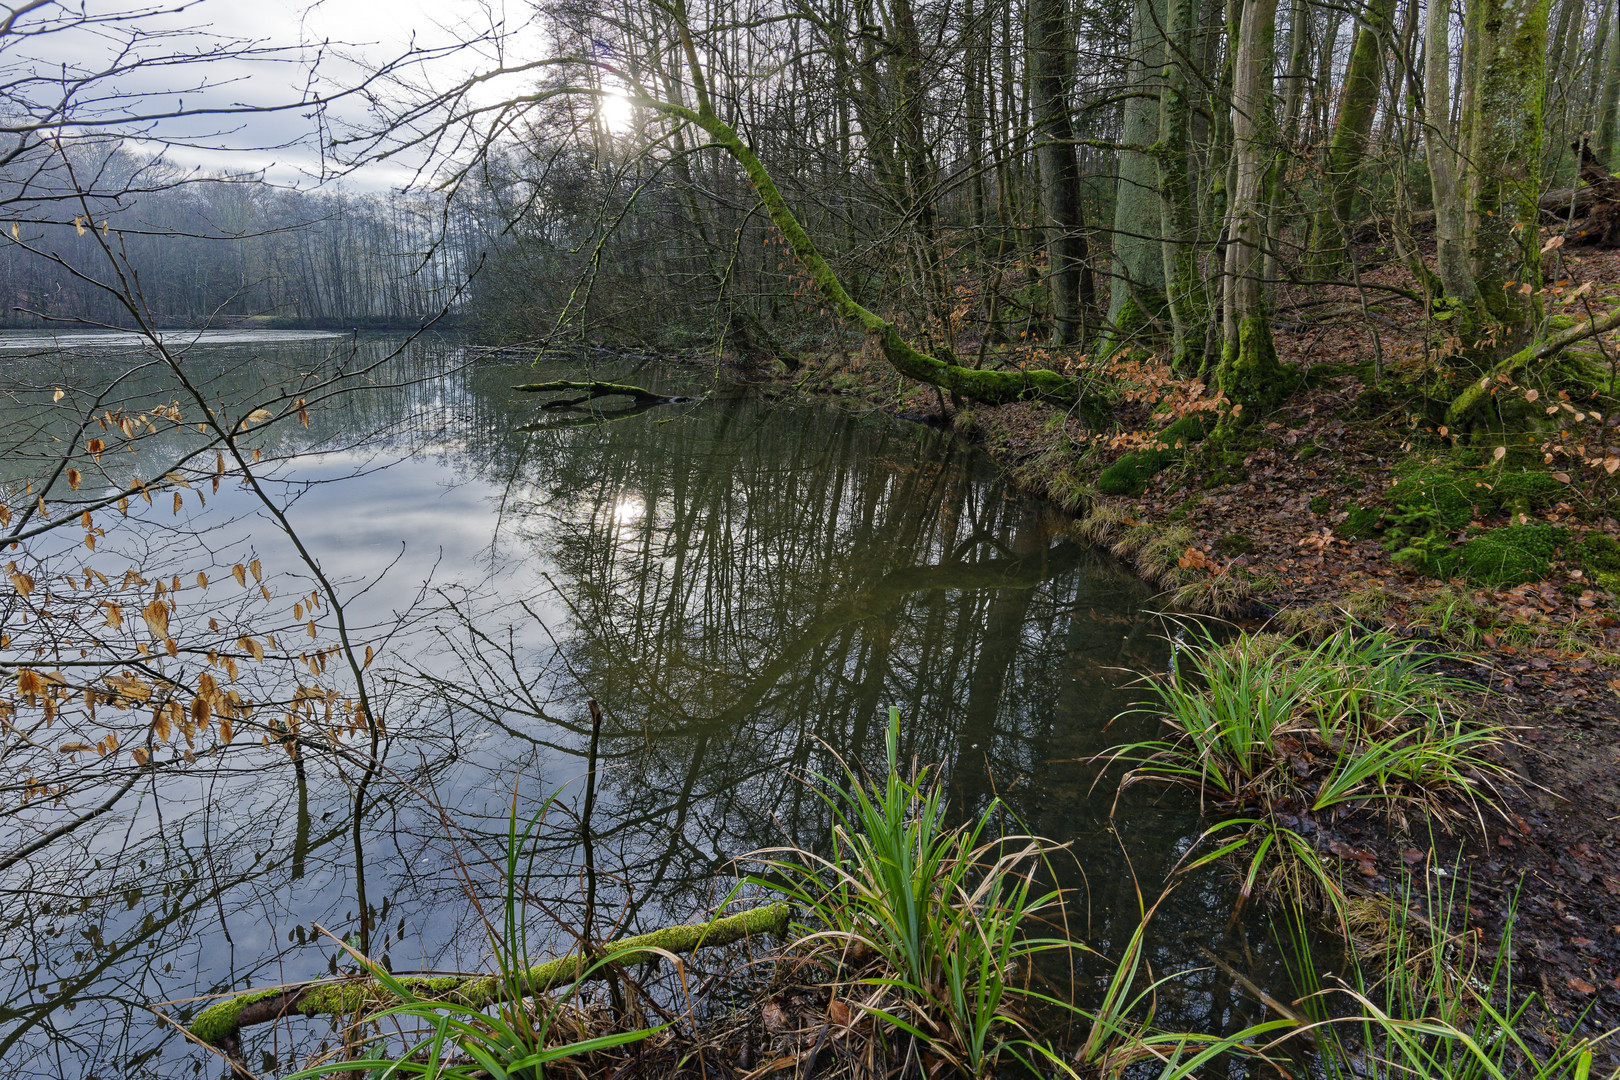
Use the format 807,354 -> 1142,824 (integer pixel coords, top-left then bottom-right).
188,902 -> 790,1051
512,380 -> 685,405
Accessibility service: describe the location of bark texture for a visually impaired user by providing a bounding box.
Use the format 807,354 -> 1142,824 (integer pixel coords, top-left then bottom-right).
1311,0 -> 1398,273
1031,0 -> 1094,346
1460,0 -> 1550,330
1217,0 -> 1290,418
1104,0 -> 1170,351
1424,0 -> 1478,305
1156,0 -> 1205,369
189,903 -> 791,1051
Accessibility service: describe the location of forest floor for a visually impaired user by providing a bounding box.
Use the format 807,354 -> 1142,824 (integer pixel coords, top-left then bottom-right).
758,242 -> 1620,1048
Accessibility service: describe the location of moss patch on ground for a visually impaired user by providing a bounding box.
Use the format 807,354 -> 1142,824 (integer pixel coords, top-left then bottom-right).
1340,458 -> 1574,585
1095,413 -> 1210,496
1579,533 -> 1620,592
1442,524 -> 1568,587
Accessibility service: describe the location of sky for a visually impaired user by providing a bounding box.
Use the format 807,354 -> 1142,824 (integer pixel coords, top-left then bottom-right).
23,0 -> 564,191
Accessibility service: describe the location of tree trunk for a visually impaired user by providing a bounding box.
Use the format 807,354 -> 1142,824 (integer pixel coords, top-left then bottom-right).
1104,0 -> 1170,352
1599,0 -> 1620,160
648,97 -> 1102,411
1460,0 -> 1550,333
1311,0 -> 1399,274
1262,0 -> 1311,287
1156,0 -> 1205,368
1424,0 -> 1477,304
1217,0 -> 1289,420
1031,0 -> 1093,345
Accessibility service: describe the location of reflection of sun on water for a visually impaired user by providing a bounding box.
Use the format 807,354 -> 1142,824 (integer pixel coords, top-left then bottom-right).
600,92 -> 634,133
611,495 -> 645,525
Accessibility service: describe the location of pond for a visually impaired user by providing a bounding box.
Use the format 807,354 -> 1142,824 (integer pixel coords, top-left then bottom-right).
0,331 -> 1292,1077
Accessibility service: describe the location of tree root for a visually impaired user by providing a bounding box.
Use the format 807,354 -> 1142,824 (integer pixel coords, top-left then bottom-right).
188,902 -> 791,1053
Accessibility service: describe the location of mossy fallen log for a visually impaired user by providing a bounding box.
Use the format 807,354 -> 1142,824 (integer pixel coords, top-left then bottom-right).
1444,305 -> 1620,428
188,902 -> 790,1051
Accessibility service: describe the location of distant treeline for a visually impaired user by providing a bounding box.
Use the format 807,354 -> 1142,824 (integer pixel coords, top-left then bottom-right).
0,146 -> 488,329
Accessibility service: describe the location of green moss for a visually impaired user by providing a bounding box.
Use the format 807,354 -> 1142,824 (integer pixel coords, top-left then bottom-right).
1157,412 -> 1210,448
1387,466 -> 1485,531
1213,532 -> 1257,557
1102,292 -> 1166,359
1364,460 -> 1574,584
190,903 -> 791,1045
1487,470 -> 1567,517
1216,314 -> 1299,422
1387,462 -> 1564,526
1446,524 -> 1566,586
1309,495 -> 1331,515
189,987 -> 287,1047
1095,415 -> 1210,497
1341,504 -> 1384,539
1579,533 -> 1620,592
1097,448 -> 1175,496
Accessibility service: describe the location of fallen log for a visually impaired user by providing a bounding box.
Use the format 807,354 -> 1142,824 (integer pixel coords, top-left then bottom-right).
187,902 -> 790,1053
1563,140 -> 1620,248
1349,188 -> 1591,243
511,380 -> 684,407
1444,306 -> 1620,428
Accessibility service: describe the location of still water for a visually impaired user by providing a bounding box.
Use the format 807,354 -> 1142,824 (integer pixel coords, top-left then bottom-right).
0,332 -> 1279,1077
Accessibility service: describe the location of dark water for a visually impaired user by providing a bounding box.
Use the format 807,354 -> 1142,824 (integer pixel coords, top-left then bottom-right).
0,332 -> 1288,1078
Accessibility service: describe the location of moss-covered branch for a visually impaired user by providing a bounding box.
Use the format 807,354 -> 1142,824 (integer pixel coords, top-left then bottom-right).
1445,306 -> 1620,427
630,97 -> 1100,414
188,902 -> 790,1050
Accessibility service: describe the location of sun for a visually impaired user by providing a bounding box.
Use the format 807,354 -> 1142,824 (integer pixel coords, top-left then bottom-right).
599,91 -> 634,134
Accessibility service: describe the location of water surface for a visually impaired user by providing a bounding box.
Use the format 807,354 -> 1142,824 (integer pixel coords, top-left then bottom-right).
0,332 -> 1279,1077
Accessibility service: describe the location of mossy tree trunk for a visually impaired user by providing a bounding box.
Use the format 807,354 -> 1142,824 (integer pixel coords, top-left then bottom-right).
1103,0 -> 1170,354
1262,0 -> 1311,288
1439,0 -> 1620,428
189,904 -> 792,1052
1459,0 -> 1550,335
1424,0 -> 1479,307
889,0 -> 958,356
1598,0 -> 1620,161
1155,0 -> 1206,370
1309,0 -> 1398,275
617,89 -> 1098,411
1031,0 -> 1096,346
1217,0 -> 1289,420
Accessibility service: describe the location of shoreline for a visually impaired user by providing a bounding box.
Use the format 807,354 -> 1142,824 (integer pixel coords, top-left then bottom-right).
713,303 -> 1620,1040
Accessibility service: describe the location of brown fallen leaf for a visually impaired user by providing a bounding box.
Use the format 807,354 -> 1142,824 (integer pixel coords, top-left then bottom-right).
762,1000 -> 791,1034
827,999 -> 851,1029
1567,977 -> 1596,995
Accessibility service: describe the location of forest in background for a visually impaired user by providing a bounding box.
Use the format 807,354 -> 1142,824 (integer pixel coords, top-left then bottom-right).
440,0 -> 1620,394
0,149 -> 489,328
11,0 -> 1617,374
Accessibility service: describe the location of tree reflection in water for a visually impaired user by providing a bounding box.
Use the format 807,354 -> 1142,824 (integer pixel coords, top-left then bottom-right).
0,338 -> 1273,1078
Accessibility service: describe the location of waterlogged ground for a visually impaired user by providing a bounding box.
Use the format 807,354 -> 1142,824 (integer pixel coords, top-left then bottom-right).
0,333 -> 1297,1077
